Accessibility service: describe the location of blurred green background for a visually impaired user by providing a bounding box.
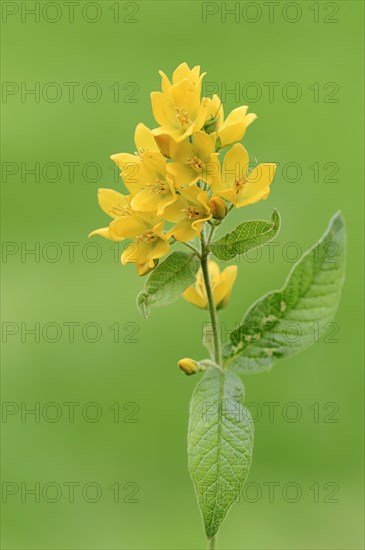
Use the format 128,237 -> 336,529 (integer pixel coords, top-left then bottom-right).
1,1 -> 364,548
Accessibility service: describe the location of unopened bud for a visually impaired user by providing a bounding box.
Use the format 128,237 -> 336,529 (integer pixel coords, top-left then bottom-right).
209,196 -> 228,220
178,358 -> 199,376
203,116 -> 218,135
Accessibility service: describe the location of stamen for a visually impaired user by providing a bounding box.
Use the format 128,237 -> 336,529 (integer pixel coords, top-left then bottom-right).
111,205 -> 131,217
187,156 -> 203,171
182,206 -> 201,220
136,231 -> 156,243
175,107 -> 190,127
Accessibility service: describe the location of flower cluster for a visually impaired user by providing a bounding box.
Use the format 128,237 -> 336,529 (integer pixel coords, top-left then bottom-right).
89,62 -> 277,276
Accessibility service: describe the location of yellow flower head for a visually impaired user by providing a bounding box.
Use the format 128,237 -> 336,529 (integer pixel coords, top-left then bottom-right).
183,260 -> 238,310
89,63 -> 277,277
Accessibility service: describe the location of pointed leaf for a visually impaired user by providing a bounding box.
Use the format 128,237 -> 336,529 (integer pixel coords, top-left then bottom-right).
210,209 -> 280,261
137,251 -> 200,318
223,212 -> 346,374
188,368 -> 254,539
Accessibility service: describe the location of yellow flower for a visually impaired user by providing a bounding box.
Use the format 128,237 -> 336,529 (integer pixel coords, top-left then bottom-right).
205,94 -> 257,147
130,157 -> 178,217
88,188 -> 133,240
183,260 -> 238,310
164,187 -> 212,242
213,143 -> 276,208
120,220 -> 170,274
159,62 -> 206,95
110,123 -> 165,195
151,75 -> 209,143
167,131 -> 221,188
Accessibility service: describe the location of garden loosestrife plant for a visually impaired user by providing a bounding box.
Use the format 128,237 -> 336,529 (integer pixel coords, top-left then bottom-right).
89,62 -> 346,549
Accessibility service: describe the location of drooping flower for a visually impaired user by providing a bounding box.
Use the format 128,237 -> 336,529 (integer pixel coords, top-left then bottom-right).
213,143 -> 276,208
183,261 -> 238,309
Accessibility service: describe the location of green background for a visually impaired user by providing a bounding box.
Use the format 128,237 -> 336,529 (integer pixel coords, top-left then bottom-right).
1,1 -> 364,548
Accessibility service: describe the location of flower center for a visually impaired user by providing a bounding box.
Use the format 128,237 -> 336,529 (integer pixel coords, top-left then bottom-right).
187,156 -> 203,171
182,206 -> 201,220
136,231 -> 156,243
111,205 -> 131,217
234,176 -> 245,190
175,107 -> 190,127
145,178 -> 168,194
135,148 -> 147,159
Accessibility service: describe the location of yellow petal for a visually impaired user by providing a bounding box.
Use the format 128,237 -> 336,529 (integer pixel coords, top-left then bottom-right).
134,123 -> 159,154
245,113 -> 257,127
214,265 -> 237,309
207,260 -> 221,285
194,130 -> 216,157
236,163 -> 276,207
224,106 -> 249,125
97,188 -> 130,219
88,226 -> 124,241
182,286 -> 207,309
221,143 -> 249,189
159,70 -> 171,95
168,162 -> 199,187
122,233 -> 169,267
131,182 -> 177,217
110,152 -> 136,170
109,215 -> 147,239
151,91 -> 178,128
218,121 -> 246,147
170,78 -> 200,117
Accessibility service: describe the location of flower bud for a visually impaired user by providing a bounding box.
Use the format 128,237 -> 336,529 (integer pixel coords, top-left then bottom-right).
178,358 -> 199,376
203,116 -> 219,135
209,196 -> 228,220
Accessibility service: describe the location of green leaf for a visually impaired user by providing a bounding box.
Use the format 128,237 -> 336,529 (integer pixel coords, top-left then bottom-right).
210,209 -> 280,261
223,212 -> 346,374
137,251 -> 200,319
188,367 -> 254,539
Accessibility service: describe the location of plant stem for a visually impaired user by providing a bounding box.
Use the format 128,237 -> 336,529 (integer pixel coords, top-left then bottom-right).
181,241 -> 201,257
200,230 -> 222,367
201,228 -> 221,550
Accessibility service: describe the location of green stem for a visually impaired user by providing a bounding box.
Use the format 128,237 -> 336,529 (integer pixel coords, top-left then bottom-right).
181,241 -> 201,257
201,227 -> 221,550
200,229 -> 222,367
